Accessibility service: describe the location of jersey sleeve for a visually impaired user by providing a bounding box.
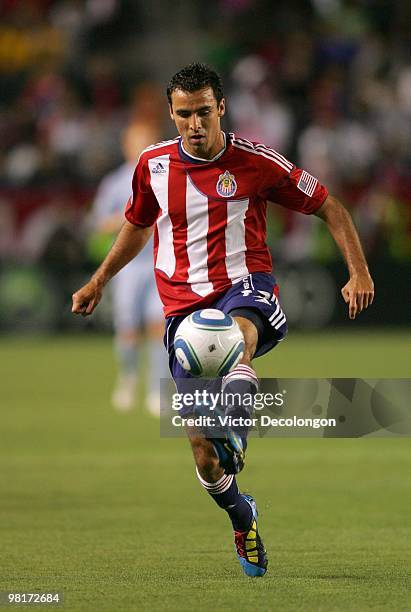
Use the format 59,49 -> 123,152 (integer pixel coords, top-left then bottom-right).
125,156 -> 160,227
257,152 -> 328,215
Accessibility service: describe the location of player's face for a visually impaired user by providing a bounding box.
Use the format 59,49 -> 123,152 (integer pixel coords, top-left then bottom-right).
169,87 -> 225,159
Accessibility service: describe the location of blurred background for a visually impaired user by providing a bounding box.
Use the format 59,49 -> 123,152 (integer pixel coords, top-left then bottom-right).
0,0 -> 410,333
1,3 -> 410,609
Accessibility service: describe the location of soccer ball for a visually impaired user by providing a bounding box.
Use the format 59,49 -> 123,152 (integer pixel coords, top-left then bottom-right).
174,309 -> 245,377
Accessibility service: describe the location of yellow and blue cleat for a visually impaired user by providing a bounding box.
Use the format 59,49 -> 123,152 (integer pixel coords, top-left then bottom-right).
211,431 -> 246,474
234,494 -> 268,577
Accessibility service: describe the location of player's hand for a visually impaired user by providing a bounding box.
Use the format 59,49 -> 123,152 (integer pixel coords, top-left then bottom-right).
71,279 -> 103,317
341,272 -> 374,320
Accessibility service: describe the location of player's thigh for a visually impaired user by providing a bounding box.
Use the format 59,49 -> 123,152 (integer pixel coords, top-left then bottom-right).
165,332 -> 220,476
232,315 -> 258,363
214,273 -> 288,358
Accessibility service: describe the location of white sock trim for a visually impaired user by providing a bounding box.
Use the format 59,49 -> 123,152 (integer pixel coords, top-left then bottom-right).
196,467 -> 234,494
222,364 -> 259,390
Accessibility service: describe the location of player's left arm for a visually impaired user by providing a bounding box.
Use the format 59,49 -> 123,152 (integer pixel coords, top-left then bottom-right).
315,194 -> 374,319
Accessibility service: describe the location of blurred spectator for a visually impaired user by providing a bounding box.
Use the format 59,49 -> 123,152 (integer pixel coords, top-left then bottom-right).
297,74 -> 378,192
0,198 -> 17,259
229,55 -> 294,152
89,121 -> 169,414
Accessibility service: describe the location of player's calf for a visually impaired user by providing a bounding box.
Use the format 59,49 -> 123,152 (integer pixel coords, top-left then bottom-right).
195,467 -> 253,533
189,435 -> 252,527
189,435 -> 223,483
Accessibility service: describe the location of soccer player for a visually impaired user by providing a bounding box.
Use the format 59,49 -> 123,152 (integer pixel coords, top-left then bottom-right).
90,122 -> 169,414
72,63 -> 374,577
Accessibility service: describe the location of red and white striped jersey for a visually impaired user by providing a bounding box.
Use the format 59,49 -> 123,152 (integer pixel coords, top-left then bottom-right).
125,133 -> 328,316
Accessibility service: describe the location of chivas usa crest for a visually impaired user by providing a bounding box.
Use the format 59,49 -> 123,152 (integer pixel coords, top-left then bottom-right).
216,170 -> 237,197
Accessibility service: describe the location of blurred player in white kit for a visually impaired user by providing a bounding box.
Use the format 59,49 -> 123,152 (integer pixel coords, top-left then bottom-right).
91,122 -> 168,413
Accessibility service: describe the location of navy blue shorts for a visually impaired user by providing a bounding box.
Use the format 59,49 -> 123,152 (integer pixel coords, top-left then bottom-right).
164,273 -> 287,389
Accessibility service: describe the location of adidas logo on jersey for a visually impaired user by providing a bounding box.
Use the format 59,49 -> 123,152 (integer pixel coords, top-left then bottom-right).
152,162 -> 166,174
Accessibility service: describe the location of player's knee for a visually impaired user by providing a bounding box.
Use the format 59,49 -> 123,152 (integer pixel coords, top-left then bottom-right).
232,315 -> 258,361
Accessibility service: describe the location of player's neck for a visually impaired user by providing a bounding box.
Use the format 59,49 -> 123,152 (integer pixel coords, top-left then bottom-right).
182,131 -> 226,161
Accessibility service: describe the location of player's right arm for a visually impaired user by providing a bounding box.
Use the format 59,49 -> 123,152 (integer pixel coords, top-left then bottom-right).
72,152 -> 159,316
72,221 -> 153,316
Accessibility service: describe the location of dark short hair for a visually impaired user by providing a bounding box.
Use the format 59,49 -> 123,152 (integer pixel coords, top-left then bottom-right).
167,63 -> 224,106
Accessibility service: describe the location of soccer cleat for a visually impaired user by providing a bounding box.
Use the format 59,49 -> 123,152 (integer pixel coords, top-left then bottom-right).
234,494 -> 268,577
211,432 -> 246,475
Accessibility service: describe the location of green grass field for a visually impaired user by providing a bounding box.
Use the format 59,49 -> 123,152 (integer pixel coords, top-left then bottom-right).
0,331 -> 410,611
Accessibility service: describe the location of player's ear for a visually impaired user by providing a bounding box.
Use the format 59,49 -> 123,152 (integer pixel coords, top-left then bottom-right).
218,98 -> 225,118
168,103 -> 174,120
